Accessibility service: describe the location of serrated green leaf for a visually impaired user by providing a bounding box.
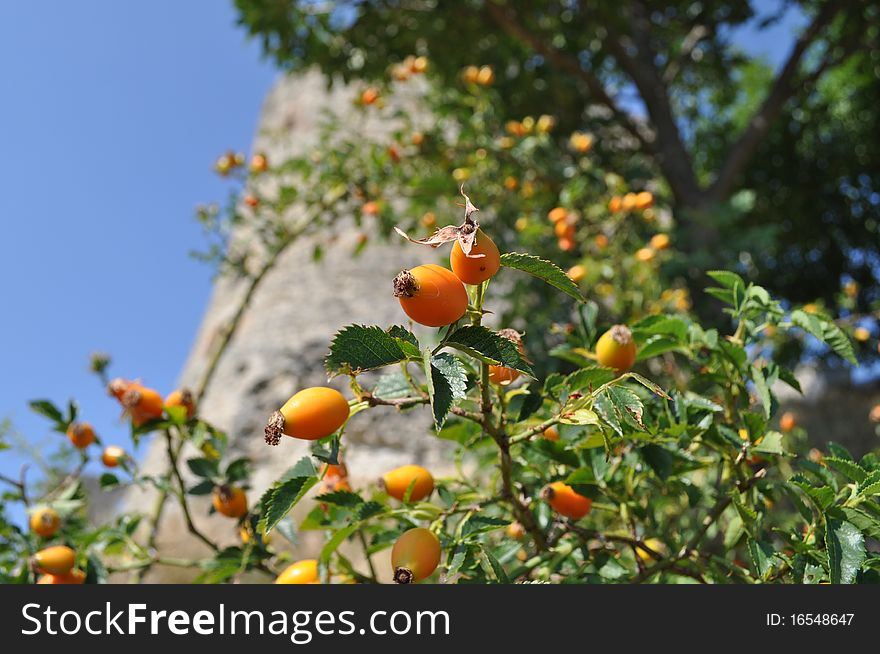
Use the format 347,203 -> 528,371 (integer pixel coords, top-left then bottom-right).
625,372 -> 671,399
500,252 -> 584,302
314,490 -> 364,507
480,547 -> 510,583
188,479 -> 215,496
462,515 -> 508,536
857,470 -> 880,498
634,336 -> 685,361
563,366 -> 616,392
443,325 -> 533,375
777,368 -> 802,394
424,351 -> 467,429
788,476 -> 835,511
837,508 -> 880,539
604,385 -> 645,428
258,461 -> 318,535
747,539 -> 776,579
372,372 -> 412,400
751,365 -> 772,418
224,457 -> 251,483
826,441 -> 854,461
825,520 -> 865,584
559,408 -> 600,426
515,391 -> 544,421
753,431 -> 785,455
325,325 -> 414,376
824,457 -> 867,483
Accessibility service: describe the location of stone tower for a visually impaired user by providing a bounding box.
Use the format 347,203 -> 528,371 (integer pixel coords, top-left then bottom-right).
125,71 -> 452,581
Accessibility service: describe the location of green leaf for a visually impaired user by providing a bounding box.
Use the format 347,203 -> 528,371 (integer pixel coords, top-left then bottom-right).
444,325 -> 533,375
788,476 -> 835,511
224,457 -> 251,483
258,457 -> 318,534
857,471 -> 880,498
462,515 -> 508,536
751,365 -> 772,418
424,351 -> 467,429
325,324 -> 414,377
186,457 -> 219,479
827,442 -> 854,461
515,391 -> 544,421
563,366 -> 616,392
747,539 -> 776,579
631,314 -> 689,342
777,368 -> 802,394
625,372 -> 671,399
559,408 -> 600,426
355,501 -> 384,521
314,490 -> 364,507
29,400 -> 65,424
372,372 -> 412,400
825,520 -> 865,584
188,479 -> 215,496
824,457 -> 867,483
707,270 -> 746,291
752,431 -> 785,455
320,524 -> 358,563
500,251 -> 584,302
634,336 -> 685,361
480,547 -> 510,583
790,311 -> 856,365
837,508 -> 880,540
99,473 -> 119,489
603,385 -> 645,428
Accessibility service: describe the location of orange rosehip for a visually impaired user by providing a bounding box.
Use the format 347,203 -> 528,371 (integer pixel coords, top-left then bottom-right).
476,66 -> 494,86
608,196 -> 623,213
870,404 -> 880,423
165,388 -> 196,418
635,247 -> 656,262
250,152 -> 268,173
634,191 -> 654,210
548,207 -> 568,224
362,200 -> 380,216
649,233 -> 670,250
37,569 -> 85,585
542,426 -> 560,442
567,265 -> 586,283
244,194 -> 259,208
32,545 -> 76,575
393,264 -> 468,327
462,66 -> 480,84
779,412 -> 797,433
382,465 -> 434,502
276,559 -> 319,584
450,229 -> 501,285
558,236 -> 576,252
542,482 -> 592,520
66,422 -> 95,449
596,325 -> 637,374
265,387 -> 350,444
122,384 -> 164,427
506,521 -> 526,539
30,507 -> 60,538
101,445 -> 126,468
212,485 -> 247,519
361,88 -> 379,105
107,377 -> 134,401
391,527 -> 441,584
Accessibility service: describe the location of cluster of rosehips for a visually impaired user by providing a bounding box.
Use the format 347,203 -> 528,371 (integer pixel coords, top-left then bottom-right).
259,204 -> 643,582
390,54 -> 429,81
462,65 -> 495,86
215,150 -> 269,177
29,545 -> 84,585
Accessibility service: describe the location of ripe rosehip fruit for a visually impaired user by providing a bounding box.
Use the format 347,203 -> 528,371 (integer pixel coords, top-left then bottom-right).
391,527 -> 441,584
37,569 -> 85,585
122,384 -> 164,426
212,485 -> 248,519
165,388 -> 196,418
393,264 -> 468,327
101,445 -> 126,468
635,247 -> 656,262
321,462 -> 349,479
542,482 -> 592,520
779,412 -> 797,433
30,507 -> 60,538
506,521 -> 526,540
596,325 -> 637,374
265,387 -> 350,445
382,465 -> 434,502
250,152 -> 268,173
275,559 -> 319,584
488,329 -> 526,386
649,233 -> 670,250
567,264 -> 586,283
66,422 -> 95,449
32,545 -> 76,575
361,88 -> 379,105
107,377 -> 134,401
634,191 -> 654,210
542,426 -> 560,442
450,229 -> 501,285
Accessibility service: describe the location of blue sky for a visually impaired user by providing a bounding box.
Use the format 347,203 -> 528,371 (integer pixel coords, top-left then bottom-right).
0,1 -> 277,504
0,1 -> 808,523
